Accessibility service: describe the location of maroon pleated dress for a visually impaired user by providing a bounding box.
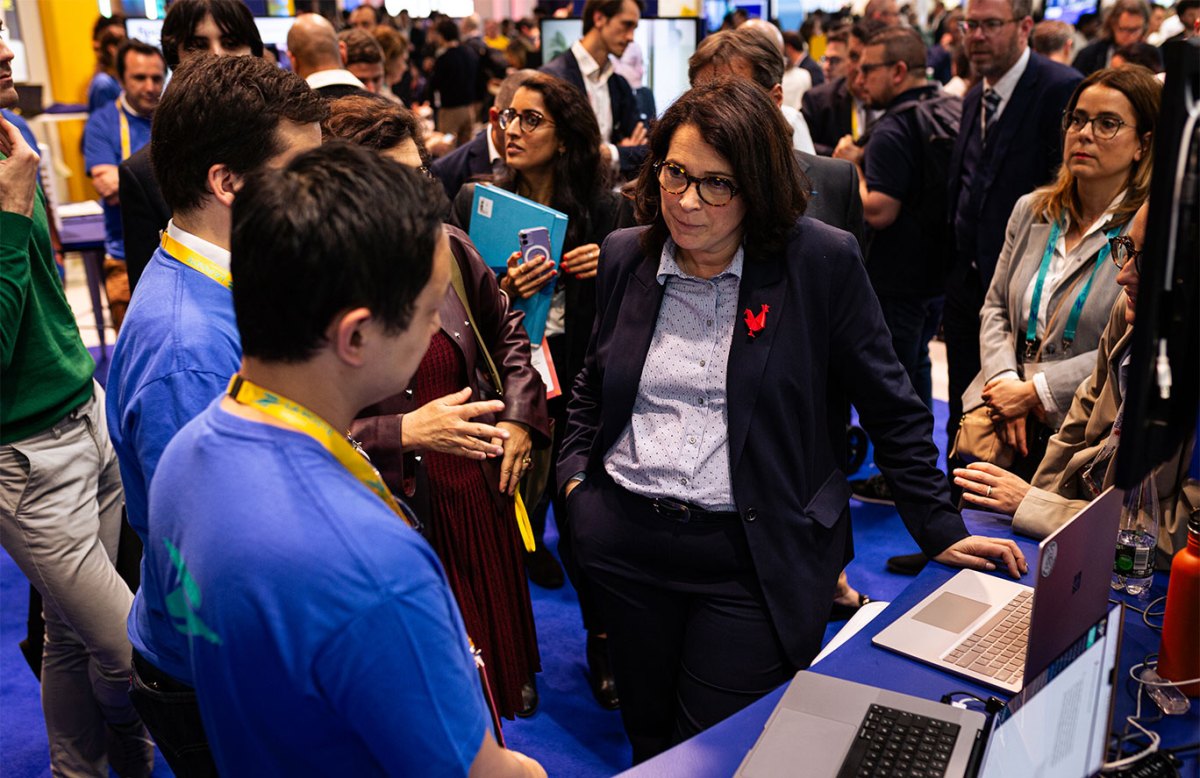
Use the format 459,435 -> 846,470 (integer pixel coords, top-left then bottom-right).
411,331 -> 541,719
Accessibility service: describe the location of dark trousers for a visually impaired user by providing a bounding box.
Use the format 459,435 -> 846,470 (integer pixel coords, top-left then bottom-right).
567,473 -> 794,763
876,294 -> 945,411
129,650 -> 218,777
943,263 -> 986,501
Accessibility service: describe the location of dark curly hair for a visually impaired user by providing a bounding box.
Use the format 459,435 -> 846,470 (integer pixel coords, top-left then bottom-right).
633,78 -> 807,263
321,94 -> 430,167
494,72 -> 608,250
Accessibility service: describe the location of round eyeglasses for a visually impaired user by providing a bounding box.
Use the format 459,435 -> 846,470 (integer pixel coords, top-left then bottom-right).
1062,111 -> 1130,140
654,161 -> 740,207
1109,235 -> 1142,273
498,108 -> 555,133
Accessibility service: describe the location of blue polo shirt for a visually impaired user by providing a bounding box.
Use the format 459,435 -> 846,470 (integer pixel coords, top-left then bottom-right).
111,238 -> 240,683
863,83 -> 945,298
83,98 -> 152,259
147,401 -> 491,775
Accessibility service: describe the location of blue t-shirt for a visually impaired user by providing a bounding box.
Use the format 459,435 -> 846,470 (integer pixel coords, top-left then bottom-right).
1,109 -> 39,155
863,83 -> 945,298
83,98 -> 152,259
146,401 -> 491,775
87,72 -> 121,114
114,246 -> 241,682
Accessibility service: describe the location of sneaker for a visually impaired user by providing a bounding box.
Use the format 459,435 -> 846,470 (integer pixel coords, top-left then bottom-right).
850,474 -> 895,506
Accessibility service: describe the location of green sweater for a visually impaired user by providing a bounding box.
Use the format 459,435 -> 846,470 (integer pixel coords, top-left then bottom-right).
1,170 -> 95,443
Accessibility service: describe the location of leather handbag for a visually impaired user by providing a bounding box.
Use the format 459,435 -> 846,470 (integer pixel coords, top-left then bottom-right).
950,404 -> 1015,468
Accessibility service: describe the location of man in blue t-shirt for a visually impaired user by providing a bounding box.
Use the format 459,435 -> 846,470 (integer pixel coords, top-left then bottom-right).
834,27 -> 960,411
107,54 -> 326,775
149,142 -> 545,776
83,39 -> 163,329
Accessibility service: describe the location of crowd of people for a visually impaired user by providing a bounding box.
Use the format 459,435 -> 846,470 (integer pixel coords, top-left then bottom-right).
0,0 -> 1196,775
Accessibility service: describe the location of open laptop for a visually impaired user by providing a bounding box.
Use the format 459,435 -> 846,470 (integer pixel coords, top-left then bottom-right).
871,487 -> 1123,693
736,603 -> 1124,778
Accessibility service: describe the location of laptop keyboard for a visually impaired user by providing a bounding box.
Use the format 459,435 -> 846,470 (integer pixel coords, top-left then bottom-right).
945,589 -> 1033,684
836,703 -> 960,778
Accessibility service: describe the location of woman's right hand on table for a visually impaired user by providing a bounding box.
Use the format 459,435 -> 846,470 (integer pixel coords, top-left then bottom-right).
400,387 -> 508,459
502,251 -> 556,299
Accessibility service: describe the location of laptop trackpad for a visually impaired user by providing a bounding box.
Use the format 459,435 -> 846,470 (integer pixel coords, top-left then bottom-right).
743,708 -> 857,776
912,592 -> 991,632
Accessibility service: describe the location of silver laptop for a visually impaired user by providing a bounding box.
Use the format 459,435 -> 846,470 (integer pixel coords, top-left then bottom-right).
736,604 -> 1124,778
872,487 -> 1123,693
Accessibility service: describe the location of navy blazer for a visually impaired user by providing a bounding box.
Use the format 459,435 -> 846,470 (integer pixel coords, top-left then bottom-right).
801,77 -> 854,157
797,151 -> 864,248
559,221 -> 968,666
541,49 -> 648,178
947,52 -> 1081,284
119,146 -> 171,291
430,130 -> 494,201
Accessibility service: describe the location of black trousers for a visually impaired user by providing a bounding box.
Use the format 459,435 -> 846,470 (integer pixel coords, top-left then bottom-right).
567,473 -> 795,764
129,650 -> 218,777
943,263 -> 987,501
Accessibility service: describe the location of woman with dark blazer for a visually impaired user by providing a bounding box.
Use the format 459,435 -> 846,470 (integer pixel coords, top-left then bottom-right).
324,96 -> 551,720
450,73 -> 631,710
557,78 -> 1026,763
961,66 -> 1160,477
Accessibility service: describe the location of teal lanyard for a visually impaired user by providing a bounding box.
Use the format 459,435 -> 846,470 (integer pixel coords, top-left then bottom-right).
1025,221 -> 1123,350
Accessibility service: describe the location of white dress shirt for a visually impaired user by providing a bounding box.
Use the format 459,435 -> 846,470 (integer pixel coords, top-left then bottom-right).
981,46 -> 1030,134
572,40 -> 622,171
165,219 -> 230,271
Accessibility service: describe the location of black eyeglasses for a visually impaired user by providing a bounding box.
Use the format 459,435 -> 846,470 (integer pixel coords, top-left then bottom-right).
654,161 -> 740,207
859,61 -> 897,75
959,18 -> 1019,34
498,108 -> 554,133
1109,235 -> 1142,273
1062,111 -> 1130,140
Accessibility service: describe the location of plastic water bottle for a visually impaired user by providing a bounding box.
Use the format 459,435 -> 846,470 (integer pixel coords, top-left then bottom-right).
1112,476 -> 1160,599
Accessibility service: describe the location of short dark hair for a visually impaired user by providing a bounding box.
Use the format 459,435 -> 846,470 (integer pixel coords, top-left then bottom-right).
850,18 -> 889,44
338,27 -> 384,66
231,142 -> 445,363
782,30 -> 805,52
633,78 -> 807,263
825,27 -> 850,46
688,28 -> 784,90
435,19 -> 460,41
116,39 -> 165,81
582,0 -> 644,34
322,94 -> 429,165
92,13 -> 126,42
1112,42 -> 1163,71
160,0 -> 264,70
151,55 -> 327,214
866,26 -> 926,73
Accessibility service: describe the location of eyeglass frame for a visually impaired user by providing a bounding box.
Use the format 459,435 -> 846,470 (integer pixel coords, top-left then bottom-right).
1109,235 -> 1143,274
1061,110 -> 1132,141
653,161 -> 741,207
959,17 -> 1020,34
858,60 -> 898,75
497,108 -> 555,133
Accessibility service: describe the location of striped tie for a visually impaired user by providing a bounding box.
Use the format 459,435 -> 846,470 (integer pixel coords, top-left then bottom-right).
982,88 -> 1002,140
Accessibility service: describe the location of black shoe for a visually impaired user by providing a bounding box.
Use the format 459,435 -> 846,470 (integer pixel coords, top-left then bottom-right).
516,679 -> 539,718
586,633 -> 620,710
524,546 -> 565,589
850,474 -> 895,506
886,552 -> 929,576
828,592 -> 872,622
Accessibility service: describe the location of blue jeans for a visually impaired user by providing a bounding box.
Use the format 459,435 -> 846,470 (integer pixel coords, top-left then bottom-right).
876,295 -> 944,411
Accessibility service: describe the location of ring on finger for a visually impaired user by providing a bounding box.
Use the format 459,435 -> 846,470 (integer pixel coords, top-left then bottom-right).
986,485 -> 992,498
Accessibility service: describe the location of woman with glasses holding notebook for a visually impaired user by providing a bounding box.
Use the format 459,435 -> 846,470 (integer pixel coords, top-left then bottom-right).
451,73 -> 632,711
957,66 -> 1160,478
559,78 -> 1026,764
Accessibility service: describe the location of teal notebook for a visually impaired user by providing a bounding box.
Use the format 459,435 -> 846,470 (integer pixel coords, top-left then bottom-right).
468,184 -> 569,344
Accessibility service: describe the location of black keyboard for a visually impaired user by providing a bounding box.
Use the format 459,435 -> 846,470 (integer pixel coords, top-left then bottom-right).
835,703 -> 961,778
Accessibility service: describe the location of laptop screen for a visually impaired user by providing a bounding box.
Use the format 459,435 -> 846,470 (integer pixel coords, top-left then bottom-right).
980,604 -> 1122,777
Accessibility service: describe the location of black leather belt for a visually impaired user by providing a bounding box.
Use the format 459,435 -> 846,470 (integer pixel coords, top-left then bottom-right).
650,496 -> 738,524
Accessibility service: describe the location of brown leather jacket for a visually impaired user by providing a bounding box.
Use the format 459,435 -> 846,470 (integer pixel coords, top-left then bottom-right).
350,225 -> 550,517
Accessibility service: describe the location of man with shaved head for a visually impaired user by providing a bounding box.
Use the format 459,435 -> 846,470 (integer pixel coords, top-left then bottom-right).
287,12 -> 369,99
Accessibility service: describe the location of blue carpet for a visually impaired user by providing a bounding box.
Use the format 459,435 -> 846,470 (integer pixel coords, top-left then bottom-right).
0,352 -> 952,776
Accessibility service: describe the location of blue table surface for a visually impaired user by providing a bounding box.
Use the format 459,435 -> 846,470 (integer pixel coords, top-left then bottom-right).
57,212 -> 106,250
621,510 -> 1198,777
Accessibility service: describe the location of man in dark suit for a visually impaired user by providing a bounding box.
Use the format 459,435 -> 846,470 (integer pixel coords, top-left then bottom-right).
430,70 -> 537,200
1073,0 -> 1156,75
801,21 -> 884,155
540,0 -> 648,178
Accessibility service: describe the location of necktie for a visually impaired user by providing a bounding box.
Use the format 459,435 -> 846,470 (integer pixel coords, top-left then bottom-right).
982,88 -> 1002,140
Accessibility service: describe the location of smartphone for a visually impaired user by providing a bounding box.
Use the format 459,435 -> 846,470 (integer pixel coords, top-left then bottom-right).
518,227 -> 553,267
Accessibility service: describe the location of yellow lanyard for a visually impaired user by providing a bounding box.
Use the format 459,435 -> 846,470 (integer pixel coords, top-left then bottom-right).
851,105 -> 861,141
160,232 -> 232,290
226,375 -> 414,528
116,97 -> 132,161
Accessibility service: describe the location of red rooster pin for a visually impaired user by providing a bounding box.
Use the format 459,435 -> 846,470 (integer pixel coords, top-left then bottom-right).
743,304 -> 769,338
